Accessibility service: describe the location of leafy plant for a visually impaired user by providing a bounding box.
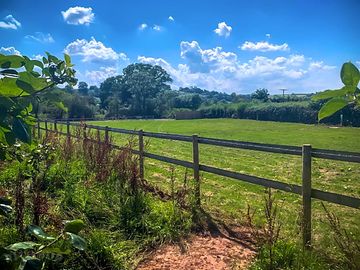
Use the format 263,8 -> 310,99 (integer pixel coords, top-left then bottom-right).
0,52 -> 77,158
312,62 -> 360,121
0,199 -> 86,270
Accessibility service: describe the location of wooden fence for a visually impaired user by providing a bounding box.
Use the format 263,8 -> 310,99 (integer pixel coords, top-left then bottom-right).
37,119 -> 360,249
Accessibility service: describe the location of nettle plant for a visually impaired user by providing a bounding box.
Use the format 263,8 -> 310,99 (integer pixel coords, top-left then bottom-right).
312,62 -> 360,121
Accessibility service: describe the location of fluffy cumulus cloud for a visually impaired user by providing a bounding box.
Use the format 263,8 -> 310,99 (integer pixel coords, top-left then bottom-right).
64,37 -> 127,64
0,46 -> 21,55
214,22 -> 232,37
137,40 -> 340,93
61,7 -> 94,25
180,41 -> 237,73
241,41 -> 289,52
168,16 -> 174,21
85,67 -> 118,85
64,37 -> 130,85
0,15 -> 21,30
308,61 -> 336,71
25,32 -> 54,43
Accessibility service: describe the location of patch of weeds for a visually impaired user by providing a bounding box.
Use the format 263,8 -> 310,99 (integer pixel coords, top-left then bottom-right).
248,188 -> 329,270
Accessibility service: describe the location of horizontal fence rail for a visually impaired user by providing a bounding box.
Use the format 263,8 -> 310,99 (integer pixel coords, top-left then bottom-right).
38,119 -> 360,249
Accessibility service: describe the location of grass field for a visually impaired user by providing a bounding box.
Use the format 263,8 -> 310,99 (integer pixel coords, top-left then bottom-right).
83,119 -> 360,252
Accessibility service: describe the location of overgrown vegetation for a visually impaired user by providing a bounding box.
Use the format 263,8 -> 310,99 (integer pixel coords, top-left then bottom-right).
1,128 -> 195,269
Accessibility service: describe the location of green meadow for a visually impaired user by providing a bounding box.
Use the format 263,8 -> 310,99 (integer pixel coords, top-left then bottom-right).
84,118 -> 360,249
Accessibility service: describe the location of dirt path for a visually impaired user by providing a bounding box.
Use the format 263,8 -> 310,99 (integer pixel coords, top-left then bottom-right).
137,227 -> 256,270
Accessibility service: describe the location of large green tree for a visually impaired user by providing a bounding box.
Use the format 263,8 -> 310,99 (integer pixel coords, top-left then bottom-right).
122,63 -> 172,115
251,88 -> 269,102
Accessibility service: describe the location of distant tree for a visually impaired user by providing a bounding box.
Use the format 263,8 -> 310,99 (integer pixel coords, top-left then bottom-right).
252,88 -> 269,102
64,84 -> 74,93
78,81 -> 89,95
191,94 -> 202,109
122,63 -> 172,115
99,76 -> 124,109
88,85 -> 100,97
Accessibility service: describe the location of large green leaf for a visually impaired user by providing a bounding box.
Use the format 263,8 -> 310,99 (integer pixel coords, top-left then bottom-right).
17,72 -> 50,92
340,62 -> 360,87
64,53 -> 71,66
0,77 -> 30,97
311,86 -> 356,101
13,118 -> 31,143
64,219 -> 85,234
31,60 -> 43,69
27,225 -> 55,241
66,233 -> 86,251
318,97 -> 348,121
0,55 -> 25,69
6,242 -> 40,252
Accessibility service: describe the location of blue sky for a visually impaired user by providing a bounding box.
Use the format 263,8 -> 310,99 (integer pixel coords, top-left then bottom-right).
1,0 -> 359,94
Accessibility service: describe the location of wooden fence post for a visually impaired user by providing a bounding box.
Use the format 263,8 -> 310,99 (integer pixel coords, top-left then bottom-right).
192,134 -> 200,208
54,120 -> 57,132
302,144 -> 312,249
139,130 -> 144,180
45,120 -> 48,137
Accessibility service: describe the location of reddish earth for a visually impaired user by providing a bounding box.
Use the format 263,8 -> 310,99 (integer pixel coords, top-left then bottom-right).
137,227 -> 256,270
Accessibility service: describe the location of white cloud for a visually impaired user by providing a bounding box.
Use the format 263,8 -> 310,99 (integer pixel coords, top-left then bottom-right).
139,23 -> 148,30
64,37 -> 127,64
0,46 -> 21,55
356,61 -> 360,67
61,6 -> 94,25
168,16 -> 174,21
309,61 -> 336,71
180,41 -> 237,73
0,15 -> 21,30
214,22 -> 232,37
138,41 -> 339,93
32,54 -> 43,61
25,32 -> 54,43
85,67 -> 118,85
240,41 -> 289,52
266,33 -> 271,38
153,25 -> 161,31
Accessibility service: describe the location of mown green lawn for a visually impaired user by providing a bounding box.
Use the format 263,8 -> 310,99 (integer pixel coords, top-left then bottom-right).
75,119 -> 360,250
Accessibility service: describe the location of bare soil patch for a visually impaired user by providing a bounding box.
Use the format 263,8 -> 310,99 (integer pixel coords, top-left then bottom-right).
137,227 -> 256,270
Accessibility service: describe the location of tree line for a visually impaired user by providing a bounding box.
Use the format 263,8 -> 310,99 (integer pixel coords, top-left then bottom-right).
37,62 -> 360,126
